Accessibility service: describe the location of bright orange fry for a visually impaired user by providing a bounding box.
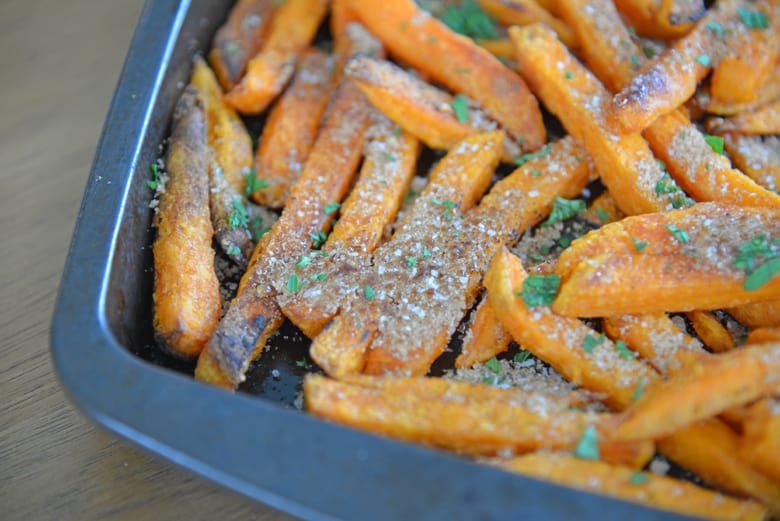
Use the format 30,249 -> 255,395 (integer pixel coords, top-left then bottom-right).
723,134 -> 780,194
190,57 -> 254,264
740,398 -> 780,483
510,23 -> 685,216
558,0 -> 780,208
208,0 -> 274,91
728,299 -> 780,329
708,100 -> 780,135
687,310 -> 736,353
344,55 -> 521,158
475,38 -> 517,63
224,0 -> 329,114
455,298 -> 515,368
614,342 -> 780,441
612,0 -> 705,39
582,191 -> 625,226
195,81 -> 372,388
250,49 -> 336,208
476,0 -> 579,49
603,313 -> 704,376
495,453 -> 768,521
608,0 -> 740,135
304,374 -> 653,466
344,0 -> 546,151
698,59 -> 780,116
152,87 -> 221,358
747,327 -> 780,344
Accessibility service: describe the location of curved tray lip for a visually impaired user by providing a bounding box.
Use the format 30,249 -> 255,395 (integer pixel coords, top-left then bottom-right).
50,1 -> 696,520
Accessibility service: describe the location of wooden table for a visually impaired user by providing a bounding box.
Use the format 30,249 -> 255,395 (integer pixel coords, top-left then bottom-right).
0,1 -> 293,519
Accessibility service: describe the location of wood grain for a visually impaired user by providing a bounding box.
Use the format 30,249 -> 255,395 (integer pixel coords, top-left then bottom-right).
0,1 -> 294,519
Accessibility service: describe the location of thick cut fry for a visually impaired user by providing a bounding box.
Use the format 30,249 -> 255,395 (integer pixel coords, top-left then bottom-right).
476,0 -> 578,49
344,55 -> 521,158
487,247 -> 780,504
723,134 -> 780,193
614,342 -> 780,441
582,191 -> 625,226
613,0 -> 705,39
728,299 -> 780,329
558,0 -> 780,208
250,49 -> 336,209
195,81 -> 372,388
277,116 -> 420,339
208,0 -> 274,91
495,453 -> 768,521
510,23 -> 687,216
740,398 -> 780,483
603,313 -> 704,376
455,298 -> 514,368
608,0 -> 740,135
747,327 -> 780,344
224,0 -> 329,114
344,0 -> 546,151
305,374 -> 653,466
190,57 -> 254,265
708,100 -> 780,135
152,87 -> 221,358
687,310 -> 735,353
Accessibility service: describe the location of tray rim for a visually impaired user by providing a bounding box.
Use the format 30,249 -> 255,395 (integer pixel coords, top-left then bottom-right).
50,1 -> 699,520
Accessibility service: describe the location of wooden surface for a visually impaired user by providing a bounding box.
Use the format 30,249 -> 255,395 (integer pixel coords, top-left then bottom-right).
0,1 -> 294,519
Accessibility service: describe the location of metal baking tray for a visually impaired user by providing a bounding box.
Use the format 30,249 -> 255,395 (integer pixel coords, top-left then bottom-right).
51,1 -> 698,519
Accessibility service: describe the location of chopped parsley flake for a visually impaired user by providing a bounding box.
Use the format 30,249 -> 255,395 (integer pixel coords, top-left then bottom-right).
383,151 -> 397,162
310,272 -> 327,282
485,356 -> 501,374
323,202 -> 341,215
629,472 -> 649,486
225,42 -> 239,55
249,217 -> 270,242
531,169 -> 541,177
632,379 -> 645,402
734,235 -> 780,274
516,274 -> 561,307
666,224 -> 689,244
432,198 -> 458,220
574,425 -> 600,460
228,198 -> 249,229
287,273 -> 301,292
654,173 -> 680,196
295,358 -> 311,370
703,134 -> 724,154
244,168 -> 269,195
582,333 -> 605,353
631,237 -> 648,253
738,7 -> 769,29
707,21 -> 724,36
513,144 -> 551,166
642,45 -> 656,58
364,285 -> 376,300
422,247 -> 432,258
226,244 -> 241,257
744,258 -> 780,291
513,350 -> 532,364
694,54 -> 711,67
615,340 -> 636,359
147,163 -> 161,190
450,94 -> 470,123
310,230 -> 328,248
595,208 -> 609,223
630,54 -> 641,68
441,0 -> 500,40
564,70 -> 573,80
406,256 -> 418,268
392,127 -> 403,136
542,197 -> 586,226
296,255 -> 311,269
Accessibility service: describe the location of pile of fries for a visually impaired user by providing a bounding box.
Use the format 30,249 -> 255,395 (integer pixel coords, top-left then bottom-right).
149,0 -> 780,518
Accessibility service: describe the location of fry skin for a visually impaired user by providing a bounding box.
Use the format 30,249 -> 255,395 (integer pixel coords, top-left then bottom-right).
455,297 -> 515,368
153,87 -> 221,358
208,0 -> 275,91
723,134 -> 780,194
344,0 -> 546,151
495,453 -> 769,521
728,299 -> 780,329
250,49 -> 336,208
708,100 -> 780,135
740,398 -> 780,483
612,0 -> 705,39
475,0 -> 579,49
687,310 -> 736,353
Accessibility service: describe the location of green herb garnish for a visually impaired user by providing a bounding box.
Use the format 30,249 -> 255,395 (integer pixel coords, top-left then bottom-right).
703,134 -> 724,154
226,244 -> 241,257
595,207 -> 609,223
450,94 -> 470,123
744,258 -> 780,290
287,273 -> 301,292
513,350 -> 532,364
582,333 -> 605,353
485,356 -> 501,374
694,54 -> 711,67
441,0 -> 500,40
666,224 -> 689,244
147,163 -> 162,190
542,197 -> 586,226
310,230 -> 328,248
632,379 -> 645,402
422,247 -> 432,258
228,198 -> 249,229
706,21 -> 724,36
432,198 -> 458,220
311,272 -> 327,282
631,237 -> 648,253
249,217 -> 270,242
513,144 -> 551,166
516,274 -> 561,307
629,472 -> 649,486
364,285 -> 376,300
615,340 -> 636,359
738,7 -> 769,29
564,70 -> 573,80
323,202 -> 341,215
574,425 -> 600,460
630,54 -> 641,68
244,169 -> 270,196
296,255 -> 311,269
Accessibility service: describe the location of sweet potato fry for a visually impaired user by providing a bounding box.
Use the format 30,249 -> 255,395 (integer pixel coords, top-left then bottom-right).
723,134 -> 780,193
208,0 -> 275,91
602,313 -> 704,376
190,57 -> 254,265
152,87 -> 221,358
455,297 -> 514,368
486,247 -> 780,504
698,59 -> 780,116
344,0 -> 546,151
510,23 -> 686,216
476,0 -> 578,49
740,398 -> 780,483
687,310 -> 736,353
558,0 -> 780,208
224,0 -> 329,114
195,81 -> 372,388
494,453 -> 768,521
581,191 -> 625,226
608,0 -> 741,135
612,0 -> 705,39
344,55 -> 521,158
708,100 -> 780,135
728,299 -> 780,329
249,49 -> 336,209
305,374 -> 654,466
746,327 -> 780,345
614,342 -> 780,441
278,116 -> 420,339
